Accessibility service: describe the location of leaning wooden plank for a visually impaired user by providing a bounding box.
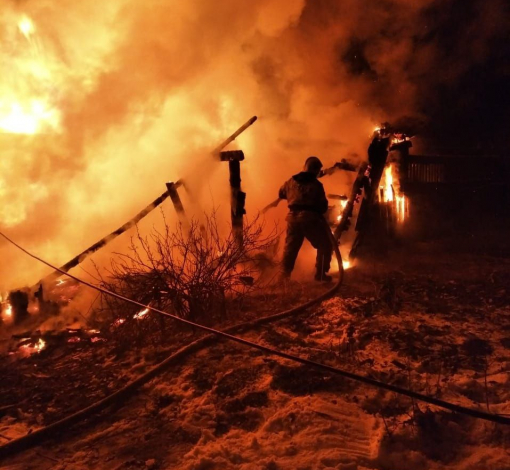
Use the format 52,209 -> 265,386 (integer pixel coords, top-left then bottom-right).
40,190 -> 172,283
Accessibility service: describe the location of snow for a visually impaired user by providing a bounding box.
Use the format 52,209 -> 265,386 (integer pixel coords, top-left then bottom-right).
179,393 -> 380,469
1,246 -> 510,469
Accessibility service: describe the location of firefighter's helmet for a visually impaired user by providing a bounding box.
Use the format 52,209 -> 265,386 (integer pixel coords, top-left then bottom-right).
304,156 -> 323,174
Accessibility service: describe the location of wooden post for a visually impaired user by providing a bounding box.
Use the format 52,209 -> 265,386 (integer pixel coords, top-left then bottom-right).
229,159 -> 245,245
35,116 -> 258,286
220,150 -> 246,246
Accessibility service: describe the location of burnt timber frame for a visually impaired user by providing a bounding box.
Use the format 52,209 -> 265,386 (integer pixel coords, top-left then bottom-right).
220,150 -> 246,246
166,181 -> 189,227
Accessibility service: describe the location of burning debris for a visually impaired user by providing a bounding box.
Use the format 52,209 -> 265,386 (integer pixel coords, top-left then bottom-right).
133,307 -> 150,320
0,298 -> 13,324
2,290 -> 29,325
0,276 -> 78,335
18,337 -> 45,356
5,326 -> 107,358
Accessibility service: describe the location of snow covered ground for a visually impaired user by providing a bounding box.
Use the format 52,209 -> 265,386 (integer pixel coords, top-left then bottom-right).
1,241 -> 509,469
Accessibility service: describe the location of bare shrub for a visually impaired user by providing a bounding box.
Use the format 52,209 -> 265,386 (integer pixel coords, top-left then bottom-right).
94,211 -> 278,346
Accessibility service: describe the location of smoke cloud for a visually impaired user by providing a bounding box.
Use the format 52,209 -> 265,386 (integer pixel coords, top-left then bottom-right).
0,0 -> 508,290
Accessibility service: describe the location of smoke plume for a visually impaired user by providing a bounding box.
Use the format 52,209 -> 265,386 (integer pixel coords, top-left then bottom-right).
0,0 -> 508,290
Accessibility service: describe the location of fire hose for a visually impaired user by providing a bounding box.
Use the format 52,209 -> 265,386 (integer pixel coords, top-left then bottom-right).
0,228 -> 343,458
0,229 -> 509,459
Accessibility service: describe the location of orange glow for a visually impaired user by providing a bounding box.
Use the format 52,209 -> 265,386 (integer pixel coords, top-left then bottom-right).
330,256 -> 354,273
1,298 -> 13,324
5,303 -> 12,318
342,259 -> 352,270
28,302 -> 40,315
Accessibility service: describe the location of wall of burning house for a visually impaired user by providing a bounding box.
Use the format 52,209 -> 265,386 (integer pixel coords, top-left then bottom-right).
1,0 -> 509,294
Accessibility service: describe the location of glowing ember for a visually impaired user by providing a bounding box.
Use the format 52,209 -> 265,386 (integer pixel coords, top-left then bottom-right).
27,302 -> 40,315
134,307 -> 150,320
117,306 -> 151,323
342,259 -> 352,270
21,338 -> 46,354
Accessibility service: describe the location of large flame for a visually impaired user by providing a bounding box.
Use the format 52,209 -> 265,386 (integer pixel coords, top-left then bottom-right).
336,199 -> 348,222
382,166 -> 394,202
379,163 -> 408,223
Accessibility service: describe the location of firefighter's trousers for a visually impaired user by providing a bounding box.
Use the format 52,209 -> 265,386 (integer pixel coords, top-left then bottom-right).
282,211 -> 332,276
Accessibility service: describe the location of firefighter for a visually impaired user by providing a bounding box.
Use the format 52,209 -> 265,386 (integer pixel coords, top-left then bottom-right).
278,156 -> 333,281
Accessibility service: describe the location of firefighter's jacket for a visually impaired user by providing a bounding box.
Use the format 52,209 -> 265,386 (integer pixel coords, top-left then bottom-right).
278,171 -> 328,214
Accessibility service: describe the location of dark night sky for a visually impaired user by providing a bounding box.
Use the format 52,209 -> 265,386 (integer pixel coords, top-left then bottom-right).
419,0 -> 510,152
308,0 -> 510,154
